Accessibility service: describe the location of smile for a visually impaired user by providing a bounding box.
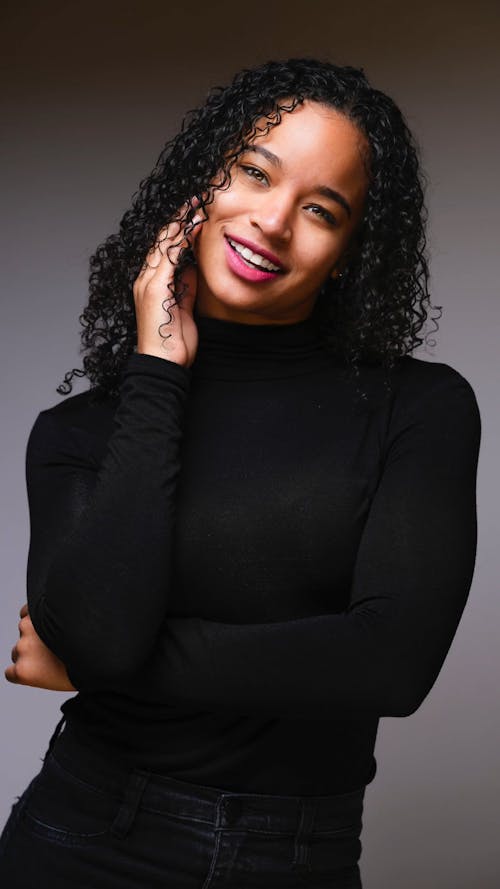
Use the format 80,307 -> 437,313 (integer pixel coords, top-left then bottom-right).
226,237 -> 283,273
223,236 -> 284,284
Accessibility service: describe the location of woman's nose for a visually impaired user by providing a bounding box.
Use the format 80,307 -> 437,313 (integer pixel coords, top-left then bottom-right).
249,194 -> 293,242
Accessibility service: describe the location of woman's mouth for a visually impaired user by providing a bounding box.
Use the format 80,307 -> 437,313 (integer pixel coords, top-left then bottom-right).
223,236 -> 284,282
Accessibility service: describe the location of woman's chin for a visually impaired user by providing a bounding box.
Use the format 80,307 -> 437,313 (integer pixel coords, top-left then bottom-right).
196,287 -> 274,321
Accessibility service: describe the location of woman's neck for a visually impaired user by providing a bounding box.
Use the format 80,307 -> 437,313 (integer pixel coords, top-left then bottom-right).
190,307 -> 335,382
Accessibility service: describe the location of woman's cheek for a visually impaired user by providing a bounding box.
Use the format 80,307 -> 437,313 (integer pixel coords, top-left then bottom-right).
216,183 -> 248,217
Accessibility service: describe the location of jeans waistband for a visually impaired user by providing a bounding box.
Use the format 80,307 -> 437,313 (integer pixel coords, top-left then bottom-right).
47,718 -> 366,836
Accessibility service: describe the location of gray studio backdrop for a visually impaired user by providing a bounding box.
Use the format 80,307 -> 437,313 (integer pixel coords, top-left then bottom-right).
1,1 -> 498,887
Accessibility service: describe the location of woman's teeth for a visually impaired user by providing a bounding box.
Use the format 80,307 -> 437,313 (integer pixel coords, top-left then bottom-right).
227,237 -> 281,272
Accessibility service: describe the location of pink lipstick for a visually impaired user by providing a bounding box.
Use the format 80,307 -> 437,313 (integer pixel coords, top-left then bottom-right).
223,236 -> 283,283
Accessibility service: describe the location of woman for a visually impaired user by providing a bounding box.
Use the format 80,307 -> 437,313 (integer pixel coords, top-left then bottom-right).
1,57 -> 481,888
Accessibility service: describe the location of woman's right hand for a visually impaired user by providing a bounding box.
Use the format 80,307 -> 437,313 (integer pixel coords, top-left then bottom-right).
133,202 -> 203,368
5,604 -> 77,692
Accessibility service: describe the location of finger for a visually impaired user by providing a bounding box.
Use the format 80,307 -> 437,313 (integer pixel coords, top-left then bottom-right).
136,222 -> 184,288
20,603 -> 28,618
11,645 -> 18,663
185,213 -> 204,243
143,197 -> 201,271
136,220 -> 177,277
18,615 -> 33,638
184,195 -> 202,224
5,664 -> 18,684
143,236 -> 189,304
135,199 -> 203,313
177,266 -> 198,316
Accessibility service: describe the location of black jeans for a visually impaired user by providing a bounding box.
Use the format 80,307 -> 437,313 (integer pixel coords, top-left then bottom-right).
0,717 -> 365,888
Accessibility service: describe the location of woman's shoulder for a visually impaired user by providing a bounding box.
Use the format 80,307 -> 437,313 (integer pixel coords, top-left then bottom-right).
353,353 -> 478,414
27,387 -> 118,467
393,354 -> 478,400
388,354 -> 481,432
39,386 -> 117,423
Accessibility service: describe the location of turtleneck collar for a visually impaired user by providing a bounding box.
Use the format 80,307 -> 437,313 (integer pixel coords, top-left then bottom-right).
190,308 -> 336,381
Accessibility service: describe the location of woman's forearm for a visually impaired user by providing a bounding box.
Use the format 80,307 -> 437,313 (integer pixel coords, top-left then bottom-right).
98,373 -> 480,720
26,354 -> 190,685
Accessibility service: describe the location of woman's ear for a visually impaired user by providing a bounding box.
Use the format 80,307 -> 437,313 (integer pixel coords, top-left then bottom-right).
330,263 -> 344,281
330,241 -> 358,279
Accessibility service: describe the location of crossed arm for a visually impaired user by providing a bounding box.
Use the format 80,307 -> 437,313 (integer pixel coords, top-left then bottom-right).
5,360 -> 481,721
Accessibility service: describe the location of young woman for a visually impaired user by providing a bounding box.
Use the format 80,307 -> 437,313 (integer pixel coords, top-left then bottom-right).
2,58 -> 481,888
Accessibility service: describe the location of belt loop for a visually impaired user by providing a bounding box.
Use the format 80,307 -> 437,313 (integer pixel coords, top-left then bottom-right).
215,793 -> 225,829
111,769 -> 150,839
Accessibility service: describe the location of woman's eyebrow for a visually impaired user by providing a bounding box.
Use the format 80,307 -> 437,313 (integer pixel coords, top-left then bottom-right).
246,144 -> 284,169
315,185 -> 352,219
244,145 -> 352,218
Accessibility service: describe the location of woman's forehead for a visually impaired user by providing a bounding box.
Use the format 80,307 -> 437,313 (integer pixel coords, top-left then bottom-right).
242,101 -> 369,191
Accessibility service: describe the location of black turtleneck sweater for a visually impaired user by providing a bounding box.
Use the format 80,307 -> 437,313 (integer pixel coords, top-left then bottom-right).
25,310 -> 481,795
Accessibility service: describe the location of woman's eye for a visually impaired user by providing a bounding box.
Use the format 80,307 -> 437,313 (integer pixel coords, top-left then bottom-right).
307,205 -> 338,226
240,165 -> 268,183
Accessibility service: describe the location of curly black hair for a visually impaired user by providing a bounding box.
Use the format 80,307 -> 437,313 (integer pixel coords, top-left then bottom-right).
57,57 -> 441,402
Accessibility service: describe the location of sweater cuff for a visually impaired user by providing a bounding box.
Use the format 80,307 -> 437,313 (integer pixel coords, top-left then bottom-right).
124,352 -> 191,388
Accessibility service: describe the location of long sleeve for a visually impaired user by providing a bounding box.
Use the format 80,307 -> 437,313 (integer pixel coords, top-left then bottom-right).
26,352 -> 190,686
121,369 -> 481,720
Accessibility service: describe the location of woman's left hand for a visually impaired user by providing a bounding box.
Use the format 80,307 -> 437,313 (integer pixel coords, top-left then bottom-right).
4,604 -> 77,691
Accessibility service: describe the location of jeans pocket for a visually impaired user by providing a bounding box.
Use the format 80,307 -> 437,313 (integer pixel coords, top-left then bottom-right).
20,752 -> 120,848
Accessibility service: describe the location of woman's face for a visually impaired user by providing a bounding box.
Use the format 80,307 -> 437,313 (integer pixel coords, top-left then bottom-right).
193,99 -> 370,325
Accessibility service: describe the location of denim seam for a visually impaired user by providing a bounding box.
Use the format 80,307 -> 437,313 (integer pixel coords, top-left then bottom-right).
200,799 -> 224,889
22,811 -> 108,840
311,825 -> 362,837
138,806 -> 214,826
214,826 -> 296,837
292,799 -> 315,873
